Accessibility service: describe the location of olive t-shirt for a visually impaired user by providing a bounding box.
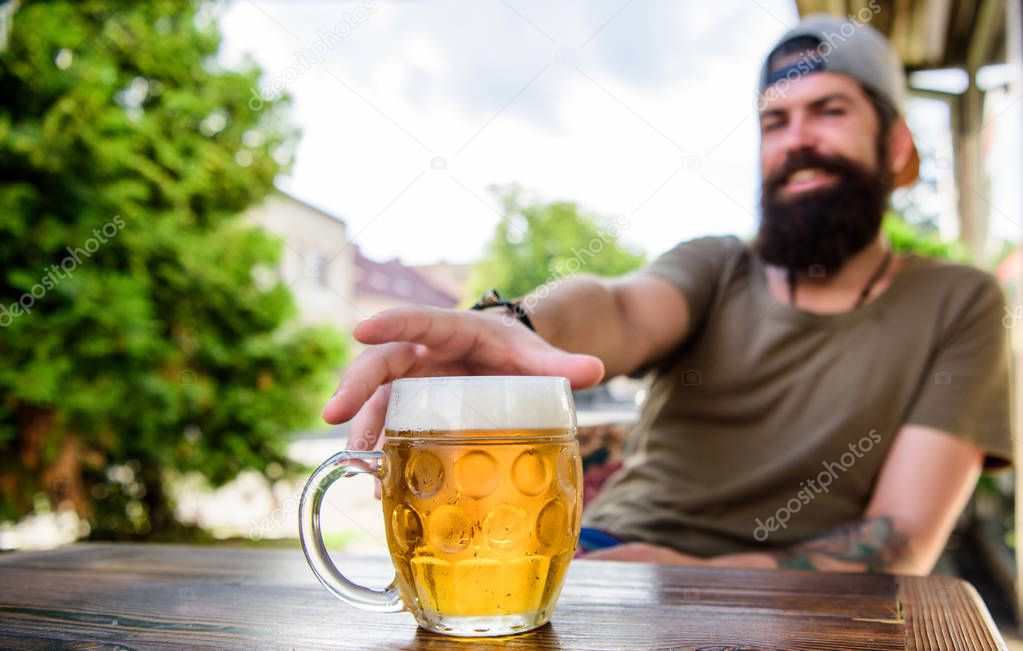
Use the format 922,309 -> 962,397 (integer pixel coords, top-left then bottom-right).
583,235 -> 1012,556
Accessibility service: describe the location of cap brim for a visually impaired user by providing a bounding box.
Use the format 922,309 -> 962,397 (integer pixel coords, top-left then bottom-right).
894,143 -> 920,188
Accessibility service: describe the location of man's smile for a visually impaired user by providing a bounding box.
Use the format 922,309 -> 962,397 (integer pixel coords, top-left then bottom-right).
780,167 -> 838,197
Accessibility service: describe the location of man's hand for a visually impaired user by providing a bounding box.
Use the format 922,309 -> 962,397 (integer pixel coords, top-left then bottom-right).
323,306 -> 605,450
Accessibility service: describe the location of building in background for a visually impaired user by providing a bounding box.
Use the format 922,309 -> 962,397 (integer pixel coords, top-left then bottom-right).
412,262 -> 474,306
246,191 -> 460,332
246,192 -> 359,329
353,248 -> 458,317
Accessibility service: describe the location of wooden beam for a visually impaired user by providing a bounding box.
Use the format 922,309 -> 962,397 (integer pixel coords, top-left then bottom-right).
825,0 -> 847,17
795,0 -> 821,17
907,87 -> 957,102
944,1 -> 975,67
968,0 -> 1002,71
849,0 -> 872,18
889,0 -> 915,66
903,0 -> 927,66
922,0 -> 953,66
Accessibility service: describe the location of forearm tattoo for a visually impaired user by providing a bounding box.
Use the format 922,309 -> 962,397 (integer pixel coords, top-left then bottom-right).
775,516 -> 910,572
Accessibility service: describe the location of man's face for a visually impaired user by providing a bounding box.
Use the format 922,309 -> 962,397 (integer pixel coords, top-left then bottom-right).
758,71 -> 882,194
755,70 -> 892,274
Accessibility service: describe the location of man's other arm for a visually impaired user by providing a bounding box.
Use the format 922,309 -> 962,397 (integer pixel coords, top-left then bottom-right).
590,424 -> 983,574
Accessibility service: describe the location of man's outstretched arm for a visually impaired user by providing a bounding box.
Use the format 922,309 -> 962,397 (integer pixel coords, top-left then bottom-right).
589,424 -> 983,575
526,272 -> 691,379
324,272 -> 691,449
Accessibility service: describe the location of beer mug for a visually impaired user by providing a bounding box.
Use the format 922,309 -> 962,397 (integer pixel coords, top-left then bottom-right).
299,376 -> 583,637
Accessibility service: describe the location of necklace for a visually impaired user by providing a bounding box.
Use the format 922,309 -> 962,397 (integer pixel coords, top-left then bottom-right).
786,250 -> 893,309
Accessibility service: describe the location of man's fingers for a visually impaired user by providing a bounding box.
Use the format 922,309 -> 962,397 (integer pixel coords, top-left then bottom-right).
354,308 -> 605,387
322,342 -> 419,424
354,308 -> 473,352
346,384 -> 392,451
327,308 -> 605,424
524,349 -> 606,389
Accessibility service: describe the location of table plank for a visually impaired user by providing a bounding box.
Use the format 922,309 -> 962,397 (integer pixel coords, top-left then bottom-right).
0,544 -> 1006,650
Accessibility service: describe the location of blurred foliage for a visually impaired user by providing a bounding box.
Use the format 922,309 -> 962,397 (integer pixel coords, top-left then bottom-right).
882,210 -> 968,262
0,1 -> 345,540
468,185 -> 646,301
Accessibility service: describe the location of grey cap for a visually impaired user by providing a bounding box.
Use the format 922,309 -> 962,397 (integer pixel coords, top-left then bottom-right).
757,14 -> 919,186
758,14 -> 907,111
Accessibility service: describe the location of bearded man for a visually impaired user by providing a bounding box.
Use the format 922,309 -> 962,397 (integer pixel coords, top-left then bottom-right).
321,15 -> 1011,574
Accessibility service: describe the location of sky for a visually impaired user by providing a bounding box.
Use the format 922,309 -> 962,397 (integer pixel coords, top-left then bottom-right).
216,1 -> 1021,265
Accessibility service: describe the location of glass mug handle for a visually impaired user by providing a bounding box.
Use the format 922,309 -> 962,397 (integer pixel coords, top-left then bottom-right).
298,450 -> 403,612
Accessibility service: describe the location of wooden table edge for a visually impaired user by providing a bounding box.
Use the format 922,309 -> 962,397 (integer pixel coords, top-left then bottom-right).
898,573 -> 1008,650
0,544 -> 1011,649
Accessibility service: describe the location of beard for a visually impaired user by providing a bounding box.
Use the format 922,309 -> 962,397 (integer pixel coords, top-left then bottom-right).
754,148 -> 892,276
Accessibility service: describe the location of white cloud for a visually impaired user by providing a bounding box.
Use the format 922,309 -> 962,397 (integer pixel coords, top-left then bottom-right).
219,0 -> 800,263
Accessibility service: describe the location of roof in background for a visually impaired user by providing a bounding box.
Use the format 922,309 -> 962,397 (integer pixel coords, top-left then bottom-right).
354,247 -> 458,308
412,262 -> 474,303
794,0 -> 1007,71
273,189 -> 347,226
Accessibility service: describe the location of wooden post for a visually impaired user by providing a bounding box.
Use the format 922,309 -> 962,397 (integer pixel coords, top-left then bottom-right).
951,75 -> 987,261
952,0 -> 1002,262
1008,0 -> 1023,634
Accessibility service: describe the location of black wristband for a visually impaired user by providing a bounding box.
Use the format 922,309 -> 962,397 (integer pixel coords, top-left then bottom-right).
470,289 -> 535,331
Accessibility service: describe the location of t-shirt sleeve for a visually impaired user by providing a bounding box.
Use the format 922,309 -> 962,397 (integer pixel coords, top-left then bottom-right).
905,272 -> 1013,469
644,235 -> 744,331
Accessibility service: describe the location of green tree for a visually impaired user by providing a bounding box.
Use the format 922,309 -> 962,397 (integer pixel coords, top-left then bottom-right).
882,211 -> 968,261
0,0 -> 345,539
468,185 -> 646,301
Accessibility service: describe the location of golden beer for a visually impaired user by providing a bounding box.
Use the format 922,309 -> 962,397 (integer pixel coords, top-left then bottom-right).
382,429 -> 581,630
300,376 -> 581,637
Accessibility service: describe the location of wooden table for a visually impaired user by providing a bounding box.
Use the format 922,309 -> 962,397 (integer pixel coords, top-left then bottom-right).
0,543 -> 1006,650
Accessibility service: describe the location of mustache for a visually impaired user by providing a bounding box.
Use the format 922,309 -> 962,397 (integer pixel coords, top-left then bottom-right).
763,150 -> 874,199
755,147 -> 890,274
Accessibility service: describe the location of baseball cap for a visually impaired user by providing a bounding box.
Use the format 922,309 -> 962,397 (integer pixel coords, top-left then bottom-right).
757,14 -> 920,187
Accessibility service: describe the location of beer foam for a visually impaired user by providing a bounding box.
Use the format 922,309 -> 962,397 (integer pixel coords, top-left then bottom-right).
385,376 -> 576,432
